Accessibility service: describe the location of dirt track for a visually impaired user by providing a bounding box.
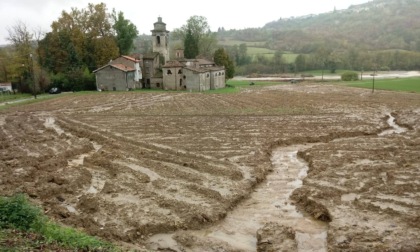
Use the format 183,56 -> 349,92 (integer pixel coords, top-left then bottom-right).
0,83 -> 419,251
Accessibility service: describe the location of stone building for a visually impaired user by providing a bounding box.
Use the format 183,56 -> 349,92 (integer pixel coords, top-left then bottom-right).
142,52 -> 162,89
94,17 -> 226,92
93,55 -> 141,91
162,56 -> 225,91
149,18 -> 226,91
151,17 -> 170,63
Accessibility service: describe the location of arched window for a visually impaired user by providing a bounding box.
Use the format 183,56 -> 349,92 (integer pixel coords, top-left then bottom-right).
167,70 -> 172,75
157,36 -> 161,45
178,69 -> 182,74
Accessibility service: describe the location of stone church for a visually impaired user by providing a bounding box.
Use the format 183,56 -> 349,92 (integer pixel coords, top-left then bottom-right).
94,17 -> 226,92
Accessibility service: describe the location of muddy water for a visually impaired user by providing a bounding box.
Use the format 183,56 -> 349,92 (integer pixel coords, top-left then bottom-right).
379,113 -> 407,136
148,145 -> 328,251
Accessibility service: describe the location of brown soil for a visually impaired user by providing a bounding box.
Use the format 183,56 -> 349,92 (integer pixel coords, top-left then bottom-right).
0,83 -> 419,251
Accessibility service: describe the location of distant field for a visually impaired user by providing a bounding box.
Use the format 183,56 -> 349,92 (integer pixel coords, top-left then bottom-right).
247,47 -> 275,55
218,40 -> 266,47
247,47 -> 299,64
344,77 -> 420,93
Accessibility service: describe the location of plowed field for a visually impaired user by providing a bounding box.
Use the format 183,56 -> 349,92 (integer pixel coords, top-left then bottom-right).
1,83 -> 419,251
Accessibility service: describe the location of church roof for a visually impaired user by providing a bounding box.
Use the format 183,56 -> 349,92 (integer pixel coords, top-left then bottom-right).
163,60 -> 185,68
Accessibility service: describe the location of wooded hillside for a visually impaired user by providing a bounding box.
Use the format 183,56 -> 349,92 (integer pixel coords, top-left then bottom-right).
220,0 -> 420,53
216,0 -> 420,75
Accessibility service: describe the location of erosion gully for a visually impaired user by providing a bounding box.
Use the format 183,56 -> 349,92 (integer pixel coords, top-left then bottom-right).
146,113 -> 406,251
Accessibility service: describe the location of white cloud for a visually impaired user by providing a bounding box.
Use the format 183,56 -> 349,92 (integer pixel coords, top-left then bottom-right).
0,0 -> 370,45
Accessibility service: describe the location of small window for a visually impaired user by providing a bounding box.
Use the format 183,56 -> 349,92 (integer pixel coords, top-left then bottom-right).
178,69 -> 182,74
183,75 -> 186,79
157,83 -> 160,88
167,70 -> 172,75
157,36 -> 161,45
222,72 -> 225,75
206,73 -> 210,78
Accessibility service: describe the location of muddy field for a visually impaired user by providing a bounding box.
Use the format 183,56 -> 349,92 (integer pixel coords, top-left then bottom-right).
0,83 -> 419,251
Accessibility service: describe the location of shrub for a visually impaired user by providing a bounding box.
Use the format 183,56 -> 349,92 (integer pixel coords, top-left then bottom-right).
341,71 -> 359,81
0,194 -> 41,230
0,194 -> 114,250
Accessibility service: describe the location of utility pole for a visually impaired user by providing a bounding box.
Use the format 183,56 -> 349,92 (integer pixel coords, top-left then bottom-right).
29,54 -> 36,99
372,67 -> 376,93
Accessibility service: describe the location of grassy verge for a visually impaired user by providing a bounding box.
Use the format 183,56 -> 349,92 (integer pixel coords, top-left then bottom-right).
343,77 -> 420,93
0,93 -> 33,103
0,194 -> 115,251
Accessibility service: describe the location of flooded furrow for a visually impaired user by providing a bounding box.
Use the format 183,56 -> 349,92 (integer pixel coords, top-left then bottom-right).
147,112 -> 407,251
147,145 -> 328,251
379,113 -> 407,136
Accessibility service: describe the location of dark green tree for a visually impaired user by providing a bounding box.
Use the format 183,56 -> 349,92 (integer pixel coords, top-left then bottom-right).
176,16 -> 217,58
112,10 -> 138,55
214,48 -> 235,79
184,29 -> 199,59
295,54 -> 306,72
237,43 -> 251,65
273,50 -> 285,72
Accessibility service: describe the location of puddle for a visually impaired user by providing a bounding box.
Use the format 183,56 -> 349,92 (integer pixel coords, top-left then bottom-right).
147,145 -> 328,251
378,113 -> 407,136
44,117 -> 65,135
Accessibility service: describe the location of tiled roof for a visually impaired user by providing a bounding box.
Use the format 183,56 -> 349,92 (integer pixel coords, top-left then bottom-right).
183,67 -> 209,73
196,58 -> 215,66
93,63 -> 135,73
122,55 -> 140,63
111,64 -> 135,72
184,66 -> 225,73
163,60 -> 185,68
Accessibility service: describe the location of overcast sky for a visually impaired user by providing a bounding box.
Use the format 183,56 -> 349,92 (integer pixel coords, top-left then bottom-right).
0,0 -> 370,45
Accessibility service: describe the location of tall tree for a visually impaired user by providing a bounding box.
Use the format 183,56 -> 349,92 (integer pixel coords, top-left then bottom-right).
295,54 -> 306,73
214,48 -> 235,79
237,43 -> 251,65
7,20 -> 38,95
273,50 -> 285,73
184,29 -> 199,59
38,3 -> 123,91
112,10 -> 138,55
177,16 -> 218,58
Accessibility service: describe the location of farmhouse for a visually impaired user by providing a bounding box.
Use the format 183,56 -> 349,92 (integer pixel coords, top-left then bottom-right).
93,55 -> 141,91
93,17 -> 225,91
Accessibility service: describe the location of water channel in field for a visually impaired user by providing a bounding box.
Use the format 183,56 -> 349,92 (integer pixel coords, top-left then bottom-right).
148,144 -> 328,252
146,112 -> 407,251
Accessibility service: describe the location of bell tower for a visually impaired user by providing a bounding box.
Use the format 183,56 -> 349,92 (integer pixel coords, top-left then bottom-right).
151,17 -> 170,62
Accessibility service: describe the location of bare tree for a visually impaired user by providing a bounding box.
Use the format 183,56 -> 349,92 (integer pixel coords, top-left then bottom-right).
7,20 -> 38,97
7,20 -> 33,56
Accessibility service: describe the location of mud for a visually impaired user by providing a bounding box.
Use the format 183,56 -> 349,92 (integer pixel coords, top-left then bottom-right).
0,83 -> 419,251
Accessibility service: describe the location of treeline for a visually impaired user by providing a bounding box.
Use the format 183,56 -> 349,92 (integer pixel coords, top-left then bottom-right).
221,43 -> 420,76
0,3 -> 138,93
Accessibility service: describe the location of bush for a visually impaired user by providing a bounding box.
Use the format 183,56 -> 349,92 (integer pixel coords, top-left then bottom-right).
0,194 -> 114,250
0,194 -> 41,230
341,71 -> 359,81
